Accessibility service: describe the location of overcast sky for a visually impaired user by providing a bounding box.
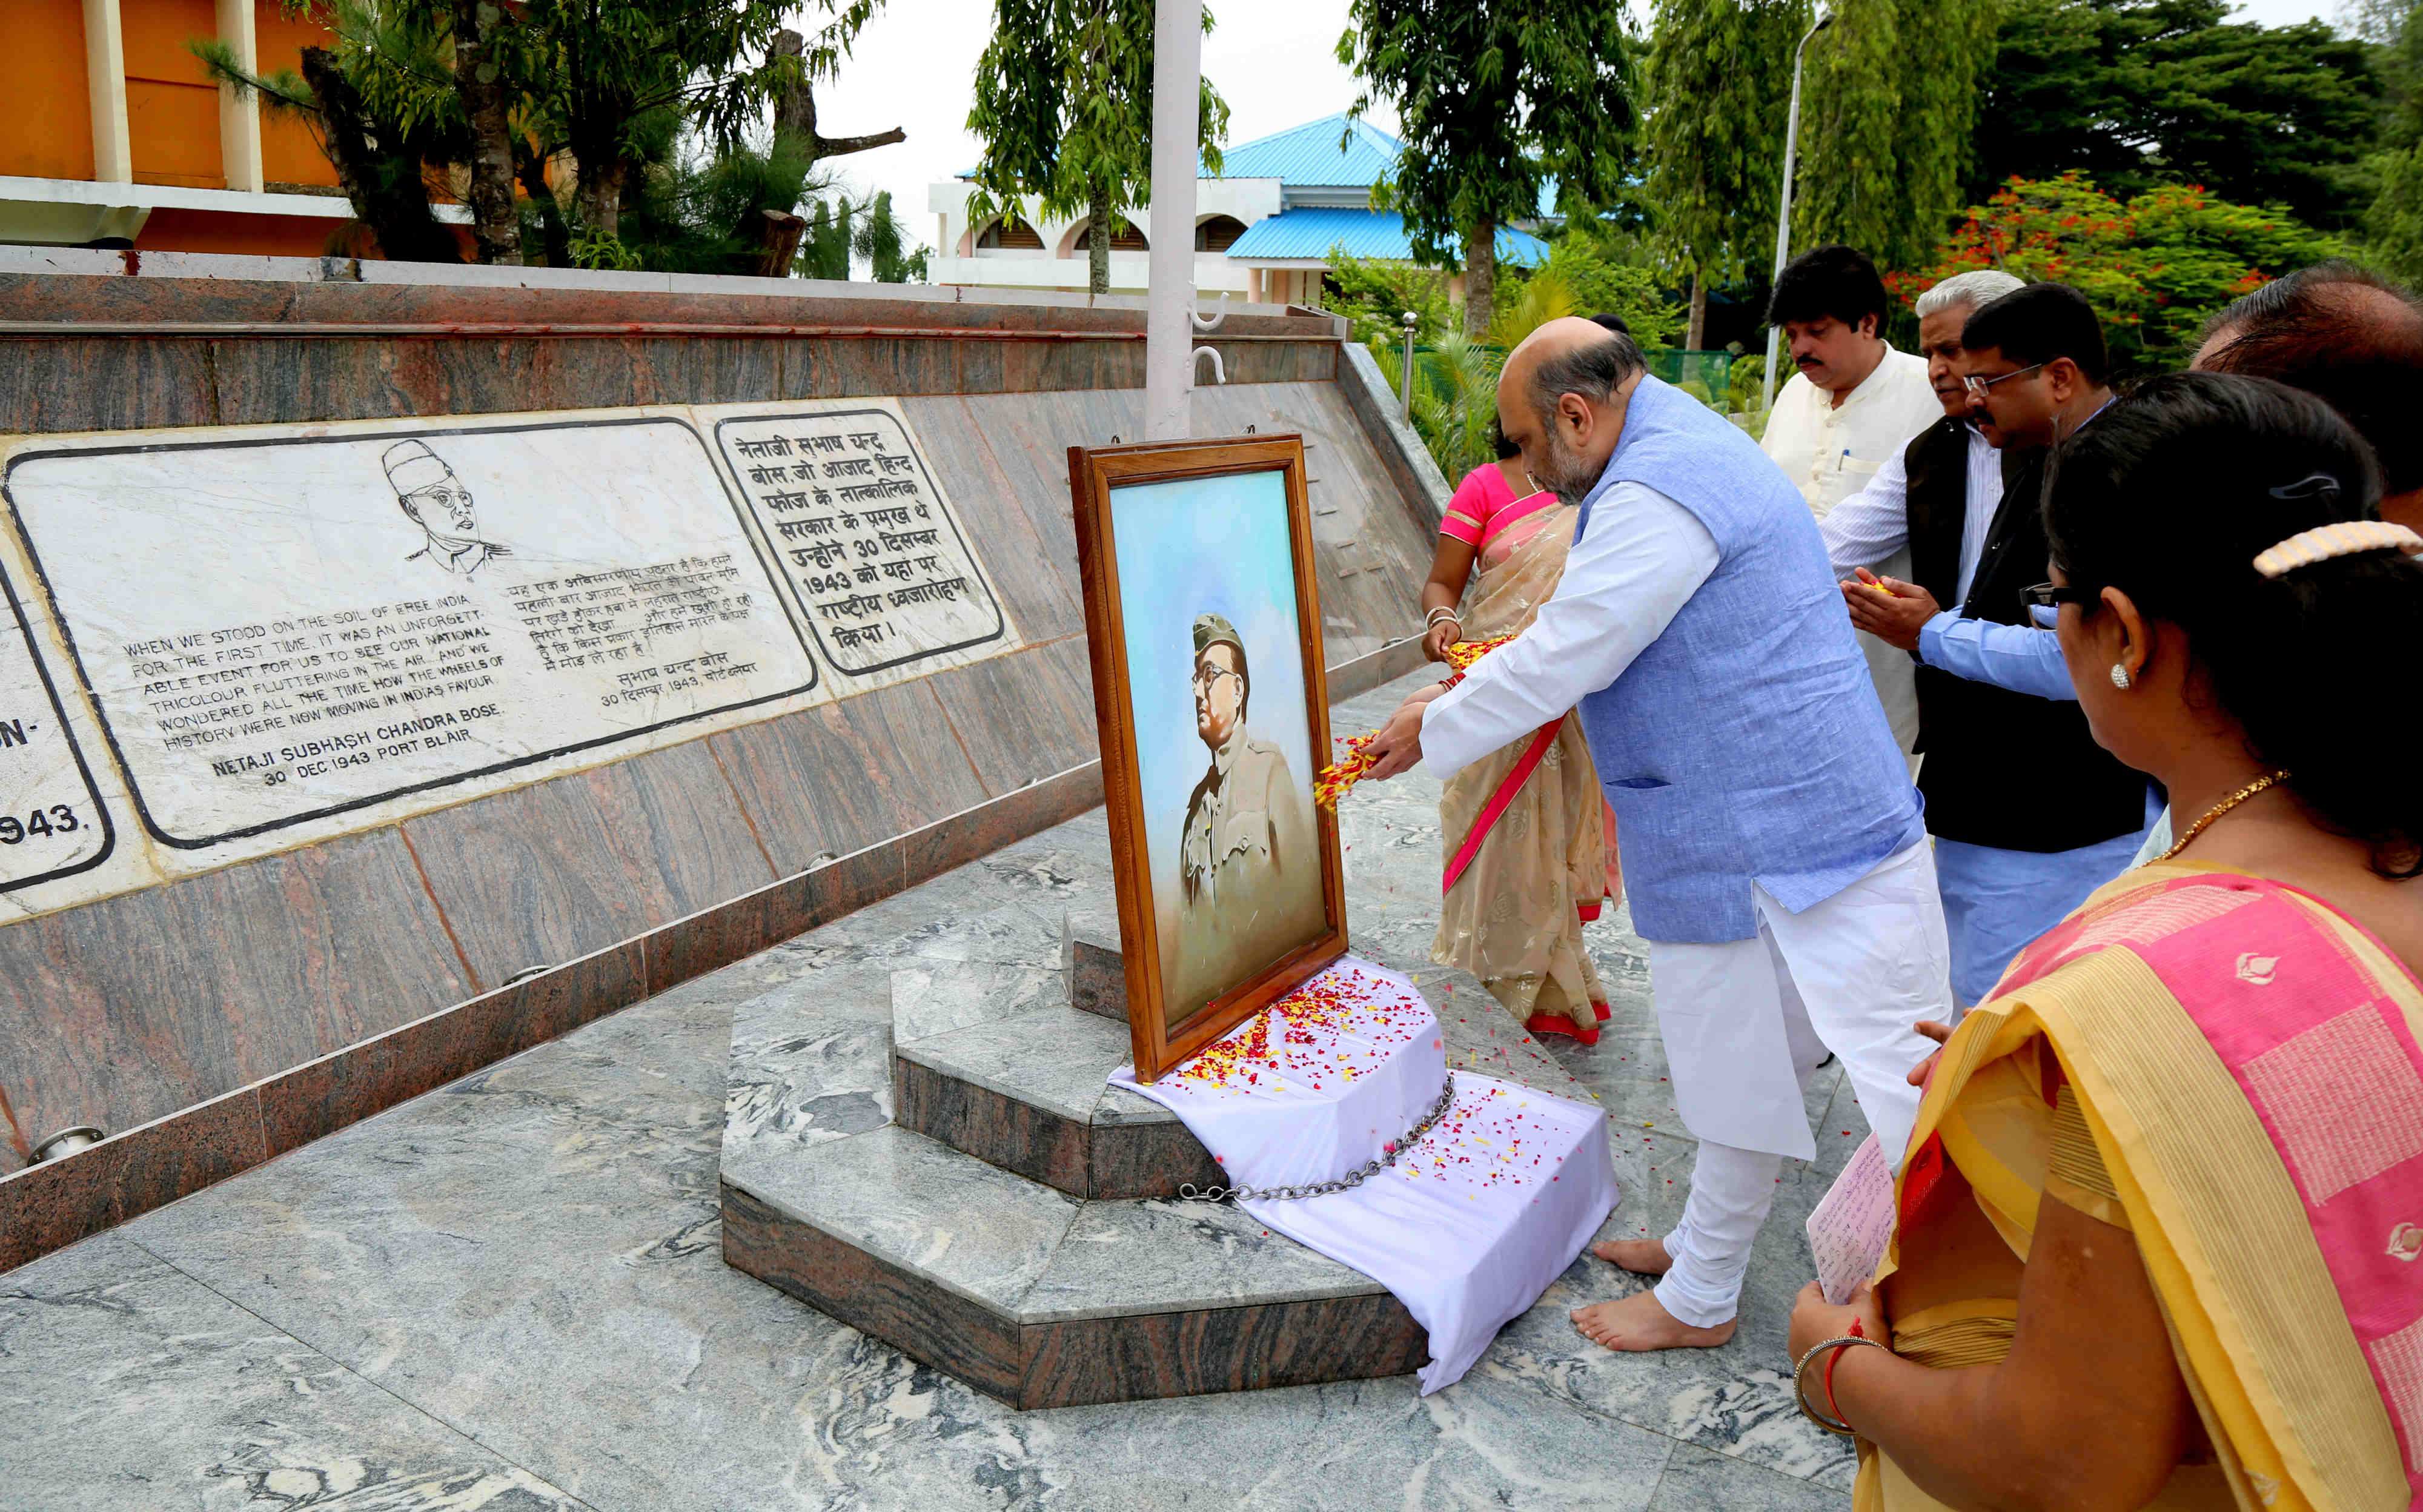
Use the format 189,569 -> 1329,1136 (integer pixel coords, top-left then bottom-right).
801,0 -> 2341,260
804,0 -> 1394,254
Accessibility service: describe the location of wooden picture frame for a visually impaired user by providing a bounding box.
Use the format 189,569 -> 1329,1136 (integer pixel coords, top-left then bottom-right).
1066,435 -> 1348,1083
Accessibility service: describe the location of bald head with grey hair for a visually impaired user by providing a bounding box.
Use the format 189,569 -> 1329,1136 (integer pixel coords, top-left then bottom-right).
1497,317 -> 1649,497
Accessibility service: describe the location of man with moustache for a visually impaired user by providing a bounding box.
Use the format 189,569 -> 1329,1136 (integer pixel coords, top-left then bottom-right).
1162,613 -> 1322,1022
1838,282 -> 2153,1004
1854,263 -> 2423,866
1758,245 -> 1943,755
383,440 -> 509,579
1359,319 -> 1952,1353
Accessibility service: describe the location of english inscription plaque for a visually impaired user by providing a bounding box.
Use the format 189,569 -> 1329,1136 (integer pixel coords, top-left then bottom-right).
2,417 -> 818,848
713,406 -> 1007,676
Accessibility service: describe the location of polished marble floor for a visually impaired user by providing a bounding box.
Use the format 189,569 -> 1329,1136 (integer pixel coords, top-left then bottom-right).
0,675 -> 1866,1510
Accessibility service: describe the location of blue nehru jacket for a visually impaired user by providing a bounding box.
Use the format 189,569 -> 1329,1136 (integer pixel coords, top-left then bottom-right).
1573,376 -> 1927,943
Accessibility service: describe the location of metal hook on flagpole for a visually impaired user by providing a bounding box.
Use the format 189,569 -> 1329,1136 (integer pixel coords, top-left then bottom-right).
1193,345 -> 1226,384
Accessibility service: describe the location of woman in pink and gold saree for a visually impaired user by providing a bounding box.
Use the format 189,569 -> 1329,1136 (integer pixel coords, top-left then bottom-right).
1787,373 -> 2423,1510
1416,430 -> 1619,1046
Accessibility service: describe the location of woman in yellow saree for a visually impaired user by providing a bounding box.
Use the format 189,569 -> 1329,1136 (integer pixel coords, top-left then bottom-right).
1417,428 -> 1619,1046
1787,373 -> 2423,1510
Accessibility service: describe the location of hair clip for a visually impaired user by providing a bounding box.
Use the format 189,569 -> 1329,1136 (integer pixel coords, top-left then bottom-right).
2252,520 -> 2423,579
2266,472 -> 2342,505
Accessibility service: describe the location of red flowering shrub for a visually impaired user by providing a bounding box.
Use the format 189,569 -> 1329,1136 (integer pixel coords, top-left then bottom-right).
1889,173 -> 2345,377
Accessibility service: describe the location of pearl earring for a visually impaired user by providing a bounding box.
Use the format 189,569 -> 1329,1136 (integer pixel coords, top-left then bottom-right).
2110,663 -> 2132,690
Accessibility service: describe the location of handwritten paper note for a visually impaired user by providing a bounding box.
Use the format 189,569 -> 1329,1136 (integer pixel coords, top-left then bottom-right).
1806,1133 -> 1896,1305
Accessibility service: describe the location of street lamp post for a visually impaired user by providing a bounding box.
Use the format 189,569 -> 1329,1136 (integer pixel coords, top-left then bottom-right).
1761,7 -> 1834,414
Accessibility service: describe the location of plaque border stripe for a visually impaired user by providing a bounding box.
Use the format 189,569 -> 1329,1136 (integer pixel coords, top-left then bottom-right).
0,560 -> 116,892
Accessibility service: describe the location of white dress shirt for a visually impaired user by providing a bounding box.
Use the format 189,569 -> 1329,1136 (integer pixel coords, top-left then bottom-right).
1820,421 -> 2003,599
1759,346 -> 1943,520
1421,482 -> 1720,781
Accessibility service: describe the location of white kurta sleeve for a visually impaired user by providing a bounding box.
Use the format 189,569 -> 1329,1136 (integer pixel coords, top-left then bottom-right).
1818,444 -> 1912,581
1419,483 -> 1719,781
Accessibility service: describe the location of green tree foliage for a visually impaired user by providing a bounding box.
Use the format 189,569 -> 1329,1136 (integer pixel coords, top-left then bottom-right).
1972,0 -> 2378,234
1795,0 -> 2000,273
1491,239 -> 1680,348
966,0 -> 1228,296
1367,331 -> 1504,481
193,2 -> 469,262
855,192 -> 931,282
1325,248 -> 1459,346
503,0 -> 807,241
205,1 -> 890,264
791,190 -> 931,282
2364,1 -> 2423,277
612,116 -> 826,275
1340,0 -> 1639,339
1900,173 -> 2345,377
1637,0 -> 1805,345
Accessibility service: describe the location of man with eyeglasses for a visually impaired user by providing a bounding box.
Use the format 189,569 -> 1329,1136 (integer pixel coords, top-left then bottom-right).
1165,612 -> 1322,1021
1838,282 -> 2153,1004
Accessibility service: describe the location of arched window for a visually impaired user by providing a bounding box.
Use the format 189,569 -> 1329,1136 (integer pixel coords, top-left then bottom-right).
1195,216 -> 1247,252
975,217 -> 1045,250
1067,217 -> 1149,253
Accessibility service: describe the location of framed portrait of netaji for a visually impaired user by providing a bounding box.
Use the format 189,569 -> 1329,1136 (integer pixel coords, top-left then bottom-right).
1067,436 -> 1348,1083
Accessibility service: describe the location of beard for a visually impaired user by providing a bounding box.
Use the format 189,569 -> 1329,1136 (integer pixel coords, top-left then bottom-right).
1537,425 -> 1602,497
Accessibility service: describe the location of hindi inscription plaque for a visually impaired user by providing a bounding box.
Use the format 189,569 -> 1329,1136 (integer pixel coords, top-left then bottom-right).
712,405 -> 1007,677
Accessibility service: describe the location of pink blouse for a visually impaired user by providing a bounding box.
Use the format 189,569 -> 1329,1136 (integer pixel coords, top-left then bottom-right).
1442,465 -> 1557,559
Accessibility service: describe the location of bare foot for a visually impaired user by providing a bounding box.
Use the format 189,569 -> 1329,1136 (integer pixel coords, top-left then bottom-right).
1589,1236 -> 1673,1275
1571,1289 -> 1737,1352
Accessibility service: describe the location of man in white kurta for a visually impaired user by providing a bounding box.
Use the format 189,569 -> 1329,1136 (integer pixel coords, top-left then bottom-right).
1759,245 -> 1943,758
1364,320 -> 1950,1351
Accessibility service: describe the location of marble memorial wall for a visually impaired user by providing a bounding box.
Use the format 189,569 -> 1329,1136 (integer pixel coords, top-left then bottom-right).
0,399 -> 1018,921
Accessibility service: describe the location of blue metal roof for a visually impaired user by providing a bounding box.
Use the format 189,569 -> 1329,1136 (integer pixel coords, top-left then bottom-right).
1207,114 -> 1405,187
1222,207 -> 1550,268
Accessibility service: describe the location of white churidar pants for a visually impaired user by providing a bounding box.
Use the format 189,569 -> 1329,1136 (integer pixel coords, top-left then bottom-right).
1645,840 -> 1949,1328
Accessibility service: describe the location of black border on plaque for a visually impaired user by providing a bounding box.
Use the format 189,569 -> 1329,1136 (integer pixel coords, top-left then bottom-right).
0,559 -> 116,892
710,407 -> 1007,677
0,417 -> 819,850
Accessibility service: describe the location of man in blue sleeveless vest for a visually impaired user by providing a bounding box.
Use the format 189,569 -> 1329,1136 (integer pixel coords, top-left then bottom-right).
1362,319 -> 1952,1351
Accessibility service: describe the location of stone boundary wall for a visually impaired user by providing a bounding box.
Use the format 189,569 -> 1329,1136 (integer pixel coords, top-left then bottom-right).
0,265 -> 1447,1271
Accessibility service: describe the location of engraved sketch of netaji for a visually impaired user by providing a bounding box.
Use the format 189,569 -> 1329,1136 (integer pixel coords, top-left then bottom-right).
385,440 -> 511,579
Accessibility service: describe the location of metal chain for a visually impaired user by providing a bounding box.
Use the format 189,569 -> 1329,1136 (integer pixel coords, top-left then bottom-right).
1176,1075 -> 1459,1203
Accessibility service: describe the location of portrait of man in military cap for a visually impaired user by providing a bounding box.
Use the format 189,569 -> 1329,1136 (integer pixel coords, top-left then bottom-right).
383,439 -> 509,579
1159,609 -> 1324,1021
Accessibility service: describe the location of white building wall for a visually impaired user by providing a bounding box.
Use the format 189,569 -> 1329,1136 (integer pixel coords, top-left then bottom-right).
926,177 -> 1282,297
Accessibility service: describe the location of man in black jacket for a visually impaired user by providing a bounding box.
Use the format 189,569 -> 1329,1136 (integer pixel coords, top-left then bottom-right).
1834,284 -> 2153,1004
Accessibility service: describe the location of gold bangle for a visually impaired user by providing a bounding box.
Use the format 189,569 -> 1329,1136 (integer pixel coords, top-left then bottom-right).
1793,1335 -> 1888,1436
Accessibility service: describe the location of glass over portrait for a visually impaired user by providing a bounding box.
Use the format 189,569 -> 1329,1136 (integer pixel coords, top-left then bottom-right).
1110,469 -> 1327,1024
1066,436 -> 1347,1083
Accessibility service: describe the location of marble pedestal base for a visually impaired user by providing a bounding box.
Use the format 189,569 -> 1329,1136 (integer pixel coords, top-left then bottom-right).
720,843 -> 1438,1410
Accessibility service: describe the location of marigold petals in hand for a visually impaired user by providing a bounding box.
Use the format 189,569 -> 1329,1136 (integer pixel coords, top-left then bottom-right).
1314,633 -> 1517,809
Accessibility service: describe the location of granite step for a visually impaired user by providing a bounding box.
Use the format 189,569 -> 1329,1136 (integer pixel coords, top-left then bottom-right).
720,1119 -> 1427,1410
